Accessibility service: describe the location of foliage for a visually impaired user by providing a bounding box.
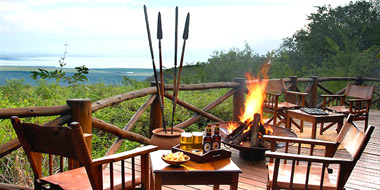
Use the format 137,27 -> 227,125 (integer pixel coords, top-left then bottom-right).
160,43 -> 267,84
31,44 -> 89,86
270,0 -> 380,78
0,79 -> 233,186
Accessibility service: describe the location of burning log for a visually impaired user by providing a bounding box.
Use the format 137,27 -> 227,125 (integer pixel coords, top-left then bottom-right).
226,113 -> 273,148
227,121 -> 249,141
250,113 -> 261,147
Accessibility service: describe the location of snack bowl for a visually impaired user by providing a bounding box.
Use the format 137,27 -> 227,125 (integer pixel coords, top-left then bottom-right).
161,152 -> 190,166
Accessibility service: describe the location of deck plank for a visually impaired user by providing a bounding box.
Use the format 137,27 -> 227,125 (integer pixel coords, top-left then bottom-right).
120,110 -> 380,189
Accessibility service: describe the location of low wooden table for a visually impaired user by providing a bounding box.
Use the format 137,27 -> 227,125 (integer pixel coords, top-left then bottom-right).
286,109 -> 345,139
149,150 -> 242,190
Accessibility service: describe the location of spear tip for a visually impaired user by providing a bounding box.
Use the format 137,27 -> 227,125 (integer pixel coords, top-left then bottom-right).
182,13 -> 190,40
157,12 -> 163,39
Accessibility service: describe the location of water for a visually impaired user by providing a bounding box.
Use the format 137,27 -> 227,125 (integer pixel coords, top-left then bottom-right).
0,68 -> 153,86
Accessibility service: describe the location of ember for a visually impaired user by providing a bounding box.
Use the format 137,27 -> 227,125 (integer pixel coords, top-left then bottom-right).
227,113 -> 273,149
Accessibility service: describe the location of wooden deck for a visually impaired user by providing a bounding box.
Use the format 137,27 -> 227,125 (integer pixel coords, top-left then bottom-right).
157,110 -> 380,190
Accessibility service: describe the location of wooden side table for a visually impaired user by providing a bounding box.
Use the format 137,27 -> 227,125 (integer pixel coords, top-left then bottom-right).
149,150 -> 242,190
286,109 -> 345,139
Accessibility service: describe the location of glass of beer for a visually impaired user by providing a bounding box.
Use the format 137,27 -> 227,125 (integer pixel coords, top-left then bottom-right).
191,132 -> 203,153
180,132 -> 193,152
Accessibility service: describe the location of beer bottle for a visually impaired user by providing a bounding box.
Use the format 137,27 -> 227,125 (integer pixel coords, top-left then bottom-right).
212,123 -> 221,150
203,124 -> 212,153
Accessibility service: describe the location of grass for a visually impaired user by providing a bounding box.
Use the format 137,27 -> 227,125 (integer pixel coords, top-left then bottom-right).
0,79 -> 234,187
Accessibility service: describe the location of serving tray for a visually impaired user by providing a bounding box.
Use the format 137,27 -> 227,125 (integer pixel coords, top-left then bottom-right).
172,144 -> 231,163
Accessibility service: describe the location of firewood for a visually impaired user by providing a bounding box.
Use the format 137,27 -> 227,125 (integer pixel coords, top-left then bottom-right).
250,113 -> 261,147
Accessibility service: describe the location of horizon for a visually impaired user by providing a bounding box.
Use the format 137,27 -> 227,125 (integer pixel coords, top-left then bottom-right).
0,0 -> 353,68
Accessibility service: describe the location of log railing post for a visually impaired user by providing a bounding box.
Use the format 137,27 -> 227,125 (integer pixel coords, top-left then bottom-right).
149,82 -> 162,137
67,99 -> 92,169
233,78 -> 245,121
309,76 -> 318,108
289,76 -> 298,91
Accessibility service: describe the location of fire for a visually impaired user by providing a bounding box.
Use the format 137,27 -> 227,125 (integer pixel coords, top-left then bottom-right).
238,73 -> 268,125
227,59 -> 271,134
227,121 -> 239,134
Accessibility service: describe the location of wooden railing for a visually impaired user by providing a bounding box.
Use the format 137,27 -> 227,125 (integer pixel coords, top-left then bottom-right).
0,76 -> 379,188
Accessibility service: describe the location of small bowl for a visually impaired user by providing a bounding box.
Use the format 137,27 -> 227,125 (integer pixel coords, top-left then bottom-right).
161,154 -> 190,166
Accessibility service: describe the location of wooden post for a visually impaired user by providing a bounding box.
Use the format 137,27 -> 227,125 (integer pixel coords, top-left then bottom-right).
67,99 -> 92,169
149,82 -> 162,137
309,76 -> 318,108
289,76 -> 298,91
233,78 -> 245,121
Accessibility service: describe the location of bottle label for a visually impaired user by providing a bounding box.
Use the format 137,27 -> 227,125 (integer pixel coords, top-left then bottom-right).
212,141 -> 220,150
203,142 -> 212,153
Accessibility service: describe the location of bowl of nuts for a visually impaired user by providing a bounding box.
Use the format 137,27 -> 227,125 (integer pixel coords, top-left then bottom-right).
161,151 -> 190,166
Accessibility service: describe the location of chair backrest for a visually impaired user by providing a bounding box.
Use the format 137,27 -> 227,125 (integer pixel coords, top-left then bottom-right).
11,116 -> 92,179
335,114 -> 374,186
265,79 -> 286,94
336,114 -> 374,160
345,83 -> 375,100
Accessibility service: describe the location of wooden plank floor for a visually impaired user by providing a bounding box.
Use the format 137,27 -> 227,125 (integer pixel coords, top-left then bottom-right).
123,110 -> 380,190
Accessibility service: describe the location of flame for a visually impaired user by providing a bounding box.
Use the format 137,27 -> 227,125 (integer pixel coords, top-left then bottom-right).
238,73 -> 269,133
227,122 -> 239,134
227,58 -> 273,135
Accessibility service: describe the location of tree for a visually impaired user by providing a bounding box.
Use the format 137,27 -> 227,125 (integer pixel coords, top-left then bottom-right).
271,0 -> 380,78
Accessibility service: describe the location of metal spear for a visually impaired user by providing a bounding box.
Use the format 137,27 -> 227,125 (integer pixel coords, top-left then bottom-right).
170,6 -> 179,133
175,13 -> 190,101
157,12 -> 165,109
172,12 -> 189,132
143,5 -> 166,132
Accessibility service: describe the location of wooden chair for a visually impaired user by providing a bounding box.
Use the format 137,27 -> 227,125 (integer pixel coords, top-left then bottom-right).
263,79 -> 308,125
11,116 -> 158,190
263,115 -> 374,190
321,83 -> 374,130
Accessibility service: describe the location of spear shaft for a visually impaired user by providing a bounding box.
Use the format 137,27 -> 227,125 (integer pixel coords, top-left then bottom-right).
175,13 -> 190,99
144,5 -> 166,132
170,7 -> 179,133
157,12 -> 164,109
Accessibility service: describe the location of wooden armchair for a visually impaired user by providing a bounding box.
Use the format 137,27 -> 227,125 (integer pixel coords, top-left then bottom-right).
11,116 -> 158,190
263,115 -> 374,190
321,83 -> 374,130
263,79 -> 308,125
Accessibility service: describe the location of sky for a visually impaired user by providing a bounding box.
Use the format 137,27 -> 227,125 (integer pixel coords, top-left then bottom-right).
0,0 -> 354,68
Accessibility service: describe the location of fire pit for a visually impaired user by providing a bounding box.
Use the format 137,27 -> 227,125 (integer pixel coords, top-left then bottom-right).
217,118 -> 296,161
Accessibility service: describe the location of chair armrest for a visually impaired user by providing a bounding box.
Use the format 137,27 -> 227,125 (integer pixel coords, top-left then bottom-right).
265,151 -> 351,164
266,92 -> 281,96
263,135 -> 337,146
348,98 -> 371,102
92,145 -> 158,166
285,91 -> 308,96
321,94 -> 345,98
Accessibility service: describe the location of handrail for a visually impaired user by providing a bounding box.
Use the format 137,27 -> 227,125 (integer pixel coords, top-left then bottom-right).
1,76 -> 379,158
0,76 -> 379,189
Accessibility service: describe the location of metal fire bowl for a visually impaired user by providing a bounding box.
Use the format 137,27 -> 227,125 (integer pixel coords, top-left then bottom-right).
217,121 -> 297,152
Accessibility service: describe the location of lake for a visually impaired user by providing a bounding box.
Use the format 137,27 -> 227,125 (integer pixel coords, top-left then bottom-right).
0,66 -> 153,86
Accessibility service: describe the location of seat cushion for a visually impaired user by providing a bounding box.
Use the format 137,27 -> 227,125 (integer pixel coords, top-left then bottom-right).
278,102 -> 301,109
39,167 -> 141,190
327,106 -> 349,114
267,163 -> 336,190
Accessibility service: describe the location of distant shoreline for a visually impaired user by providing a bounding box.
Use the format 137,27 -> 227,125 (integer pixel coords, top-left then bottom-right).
0,66 -> 154,86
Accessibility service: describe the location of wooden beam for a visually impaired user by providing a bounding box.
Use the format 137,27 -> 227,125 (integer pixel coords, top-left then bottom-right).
0,138 -> 20,158
92,117 -> 151,145
174,89 -> 236,128
104,94 -> 156,158
164,92 -> 224,122
0,105 -> 70,119
163,82 -> 239,91
91,87 -> 156,112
